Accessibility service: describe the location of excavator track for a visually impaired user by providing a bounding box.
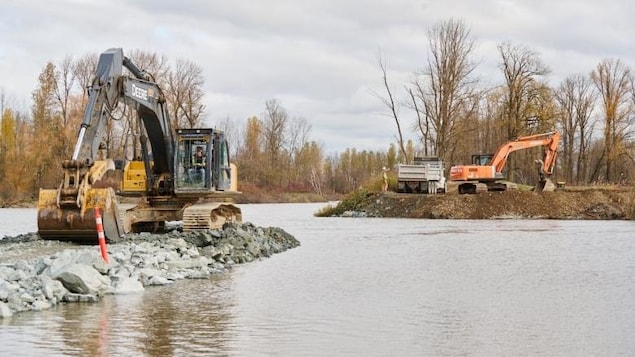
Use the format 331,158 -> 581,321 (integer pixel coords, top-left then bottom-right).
182,202 -> 242,232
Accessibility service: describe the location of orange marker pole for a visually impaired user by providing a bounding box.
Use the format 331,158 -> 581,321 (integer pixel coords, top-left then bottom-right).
94,207 -> 109,263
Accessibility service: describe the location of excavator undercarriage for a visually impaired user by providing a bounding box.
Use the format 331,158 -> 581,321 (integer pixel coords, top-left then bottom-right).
122,195 -> 242,234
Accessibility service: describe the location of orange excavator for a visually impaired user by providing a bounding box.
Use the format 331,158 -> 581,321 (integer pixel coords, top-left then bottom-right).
449,131 -> 560,194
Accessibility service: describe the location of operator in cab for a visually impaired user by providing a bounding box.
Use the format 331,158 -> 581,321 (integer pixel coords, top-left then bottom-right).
192,145 -> 206,182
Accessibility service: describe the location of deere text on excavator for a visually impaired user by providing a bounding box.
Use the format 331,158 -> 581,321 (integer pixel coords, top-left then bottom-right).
37,48 -> 242,243
449,131 -> 560,194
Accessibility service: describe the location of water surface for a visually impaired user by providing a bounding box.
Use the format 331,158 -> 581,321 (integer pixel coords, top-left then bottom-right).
0,204 -> 633,356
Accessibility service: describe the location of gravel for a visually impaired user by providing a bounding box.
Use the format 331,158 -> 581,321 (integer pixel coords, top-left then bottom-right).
0,222 -> 300,318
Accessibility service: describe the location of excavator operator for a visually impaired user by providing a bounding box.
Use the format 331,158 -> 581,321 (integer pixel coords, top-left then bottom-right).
192,146 -> 206,182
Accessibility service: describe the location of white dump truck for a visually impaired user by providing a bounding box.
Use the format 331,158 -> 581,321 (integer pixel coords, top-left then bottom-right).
397,156 -> 447,194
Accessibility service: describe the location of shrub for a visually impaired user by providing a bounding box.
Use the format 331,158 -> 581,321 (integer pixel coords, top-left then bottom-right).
314,187 -> 373,217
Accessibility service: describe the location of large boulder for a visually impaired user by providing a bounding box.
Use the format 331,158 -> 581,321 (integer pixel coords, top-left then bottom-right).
53,263 -> 112,295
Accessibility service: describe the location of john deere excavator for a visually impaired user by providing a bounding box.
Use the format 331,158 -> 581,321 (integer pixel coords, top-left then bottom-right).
449,131 -> 560,194
37,48 -> 241,243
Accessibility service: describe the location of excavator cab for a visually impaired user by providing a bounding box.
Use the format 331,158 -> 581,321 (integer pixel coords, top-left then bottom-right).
174,128 -> 232,194
471,154 -> 493,166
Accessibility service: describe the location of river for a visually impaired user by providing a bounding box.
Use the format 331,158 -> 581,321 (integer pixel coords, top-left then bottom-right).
0,203 -> 634,356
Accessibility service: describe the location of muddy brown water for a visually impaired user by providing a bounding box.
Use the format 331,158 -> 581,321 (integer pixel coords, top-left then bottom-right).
1,204 -> 634,356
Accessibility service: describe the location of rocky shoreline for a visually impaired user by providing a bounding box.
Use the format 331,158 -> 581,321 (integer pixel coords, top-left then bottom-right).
0,222 -> 300,318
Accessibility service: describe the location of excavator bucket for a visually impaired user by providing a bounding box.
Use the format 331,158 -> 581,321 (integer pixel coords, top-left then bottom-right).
37,187 -> 125,243
534,178 -> 556,192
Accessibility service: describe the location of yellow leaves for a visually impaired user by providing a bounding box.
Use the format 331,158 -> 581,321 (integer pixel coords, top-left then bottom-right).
1,108 -> 16,149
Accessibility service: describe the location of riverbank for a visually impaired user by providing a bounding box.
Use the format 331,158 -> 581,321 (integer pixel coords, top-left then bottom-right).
317,186 -> 635,220
0,222 -> 300,318
0,190 -> 340,208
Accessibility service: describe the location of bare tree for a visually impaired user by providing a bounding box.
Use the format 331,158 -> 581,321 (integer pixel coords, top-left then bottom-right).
591,58 -> 633,182
554,74 -> 597,184
479,88 -> 507,152
413,18 -> 478,161
166,58 -> 206,129
497,42 -> 550,180
263,99 -> 288,185
374,52 -> 408,162
407,87 -> 431,156
72,53 -> 98,104
498,42 -> 551,137
286,116 -> 311,157
286,116 -> 312,185
127,50 -> 169,82
51,56 -> 81,158
217,116 -> 241,158
53,56 -> 76,126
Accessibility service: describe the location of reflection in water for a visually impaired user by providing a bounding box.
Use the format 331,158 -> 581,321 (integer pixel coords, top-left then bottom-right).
136,275 -> 235,356
0,274 -> 237,356
97,301 -> 109,357
56,297 -> 114,357
0,205 -> 634,356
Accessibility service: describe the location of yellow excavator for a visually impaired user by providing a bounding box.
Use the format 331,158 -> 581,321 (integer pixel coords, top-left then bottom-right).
37,48 -> 241,243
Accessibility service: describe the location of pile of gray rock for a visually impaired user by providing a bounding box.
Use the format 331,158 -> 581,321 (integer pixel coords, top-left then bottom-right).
0,222 -> 300,318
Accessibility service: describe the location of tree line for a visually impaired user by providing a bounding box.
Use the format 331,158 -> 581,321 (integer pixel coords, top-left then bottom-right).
1,19 -> 634,205
380,18 -> 634,187
0,50 -> 392,205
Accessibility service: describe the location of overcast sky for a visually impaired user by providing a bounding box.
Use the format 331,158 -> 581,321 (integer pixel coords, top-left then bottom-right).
1,0 -> 633,153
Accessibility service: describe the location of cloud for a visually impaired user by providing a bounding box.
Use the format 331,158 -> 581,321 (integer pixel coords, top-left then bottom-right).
1,0 -> 633,152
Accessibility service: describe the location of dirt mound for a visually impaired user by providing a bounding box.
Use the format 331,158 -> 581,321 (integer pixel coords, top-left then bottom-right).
333,188 -> 635,220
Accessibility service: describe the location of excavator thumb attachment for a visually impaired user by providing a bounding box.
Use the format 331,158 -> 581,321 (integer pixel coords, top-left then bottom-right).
534,178 -> 556,192
37,187 -> 125,243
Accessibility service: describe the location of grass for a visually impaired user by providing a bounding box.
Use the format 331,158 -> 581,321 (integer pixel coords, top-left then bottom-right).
314,187 -> 374,217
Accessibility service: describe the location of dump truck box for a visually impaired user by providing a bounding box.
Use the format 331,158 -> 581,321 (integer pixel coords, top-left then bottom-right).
397,157 -> 446,194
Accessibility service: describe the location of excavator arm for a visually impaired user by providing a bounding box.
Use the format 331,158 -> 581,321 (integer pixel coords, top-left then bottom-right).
38,48 -> 176,242
536,132 -> 560,176
74,49 -> 175,192
489,131 -> 560,175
